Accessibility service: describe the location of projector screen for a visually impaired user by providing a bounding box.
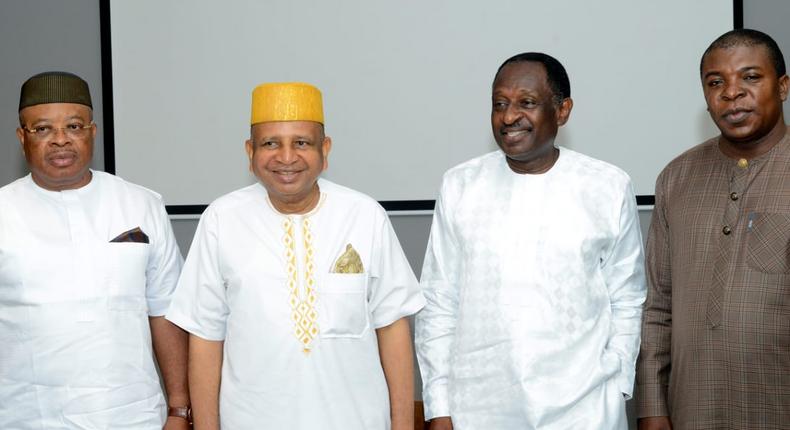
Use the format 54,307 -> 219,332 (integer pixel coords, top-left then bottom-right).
108,0 -> 733,209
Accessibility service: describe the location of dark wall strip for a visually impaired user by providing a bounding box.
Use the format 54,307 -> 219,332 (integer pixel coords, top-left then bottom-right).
167,205 -> 209,215
635,195 -> 655,206
379,200 -> 436,211
734,0 -> 744,29
99,0 -> 116,174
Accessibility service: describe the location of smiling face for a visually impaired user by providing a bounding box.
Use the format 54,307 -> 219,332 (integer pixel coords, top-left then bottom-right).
702,45 -> 788,151
16,102 -> 96,191
491,61 -> 572,173
245,120 -> 332,214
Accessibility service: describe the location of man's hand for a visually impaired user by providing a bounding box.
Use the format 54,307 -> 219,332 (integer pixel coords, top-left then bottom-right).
163,415 -> 191,430
429,416 -> 453,430
638,416 -> 672,430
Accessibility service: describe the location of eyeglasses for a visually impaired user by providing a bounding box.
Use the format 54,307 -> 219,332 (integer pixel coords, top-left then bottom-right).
22,122 -> 94,141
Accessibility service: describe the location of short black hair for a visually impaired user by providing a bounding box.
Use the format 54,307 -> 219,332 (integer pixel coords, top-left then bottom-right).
701,28 -> 786,77
494,52 -> 571,103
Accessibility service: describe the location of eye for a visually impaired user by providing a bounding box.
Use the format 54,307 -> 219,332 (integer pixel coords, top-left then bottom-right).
493,101 -> 507,111
34,125 -> 52,133
258,140 -> 277,148
66,123 -> 85,130
706,78 -> 723,87
295,140 -> 310,147
744,74 -> 761,82
521,99 -> 539,109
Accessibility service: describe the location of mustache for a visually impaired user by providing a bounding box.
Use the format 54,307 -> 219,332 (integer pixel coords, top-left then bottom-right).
46,150 -> 78,158
499,121 -> 533,134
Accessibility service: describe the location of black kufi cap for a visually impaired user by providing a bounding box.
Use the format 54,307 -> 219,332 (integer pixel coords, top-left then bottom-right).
19,71 -> 92,111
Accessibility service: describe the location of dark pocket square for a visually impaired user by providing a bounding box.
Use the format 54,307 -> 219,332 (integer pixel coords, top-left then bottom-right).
110,227 -> 149,244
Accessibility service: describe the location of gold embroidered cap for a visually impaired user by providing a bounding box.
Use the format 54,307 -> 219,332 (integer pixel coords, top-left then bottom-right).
19,71 -> 92,111
250,82 -> 323,125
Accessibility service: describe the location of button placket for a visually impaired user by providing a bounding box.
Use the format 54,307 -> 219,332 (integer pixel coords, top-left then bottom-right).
706,161 -> 750,327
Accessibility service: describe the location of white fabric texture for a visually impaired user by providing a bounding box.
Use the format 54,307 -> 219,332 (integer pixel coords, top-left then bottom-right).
0,171 -> 183,429
166,178 -> 425,430
415,148 -> 646,429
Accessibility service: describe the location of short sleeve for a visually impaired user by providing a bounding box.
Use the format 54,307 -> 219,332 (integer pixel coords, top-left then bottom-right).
367,210 -> 425,328
166,206 -> 229,340
144,197 -> 184,316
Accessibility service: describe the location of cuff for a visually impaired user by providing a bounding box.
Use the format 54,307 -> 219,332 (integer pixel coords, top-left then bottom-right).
616,368 -> 635,400
422,383 -> 450,420
371,295 -> 426,329
165,311 -> 226,341
147,296 -> 172,317
635,383 -> 669,418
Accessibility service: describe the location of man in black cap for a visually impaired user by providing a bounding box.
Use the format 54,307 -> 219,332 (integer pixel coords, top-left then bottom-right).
0,72 -> 190,429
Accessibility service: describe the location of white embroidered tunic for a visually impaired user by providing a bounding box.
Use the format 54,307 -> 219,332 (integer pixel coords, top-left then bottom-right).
0,171 -> 183,429
415,148 -> 647,429
166,178 -> 425,429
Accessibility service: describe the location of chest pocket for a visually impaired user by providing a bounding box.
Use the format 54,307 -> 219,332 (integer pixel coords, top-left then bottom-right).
747,212 -> 790,274
319,273 -> 370,338
103,242 -> 150,304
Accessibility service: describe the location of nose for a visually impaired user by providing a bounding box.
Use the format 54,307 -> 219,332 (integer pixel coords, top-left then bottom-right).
503,104 -> 522,126
721,81 -> 745,101
49,127 -> 71,146
275,144 -> 297,164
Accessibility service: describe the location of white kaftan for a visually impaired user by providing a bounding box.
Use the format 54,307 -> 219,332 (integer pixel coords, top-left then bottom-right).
415,148 -> 646,429
166,178 -> 425,429
0,171 -> 183,429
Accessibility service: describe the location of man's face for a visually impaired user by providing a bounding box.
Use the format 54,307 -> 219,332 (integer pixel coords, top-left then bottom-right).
702,45 -> 789,144
245,120 -> 331,211
491,61 -> 571,164
16,103 -> 96,191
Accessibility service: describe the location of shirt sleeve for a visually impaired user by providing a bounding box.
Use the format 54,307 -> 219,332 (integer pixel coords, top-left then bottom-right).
414,178 -> 461,420
165,206 -> 229,341
367,209 -> 425,329
145,197 -> 184,316
600,179 -> 647,399
635,171 -> 673,417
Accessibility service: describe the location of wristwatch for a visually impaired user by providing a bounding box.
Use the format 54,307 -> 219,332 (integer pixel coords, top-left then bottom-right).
168,406 -> 193,425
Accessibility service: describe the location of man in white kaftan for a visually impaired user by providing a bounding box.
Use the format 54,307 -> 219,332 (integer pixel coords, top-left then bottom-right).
415,53 -> 646,430
166,82 -> 424,429
0,171 -> 184,428
167,178 -> 424,428
0,72 -> 189,429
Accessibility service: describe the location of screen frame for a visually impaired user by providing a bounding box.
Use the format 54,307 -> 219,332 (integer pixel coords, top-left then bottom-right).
99,0 -> 744,214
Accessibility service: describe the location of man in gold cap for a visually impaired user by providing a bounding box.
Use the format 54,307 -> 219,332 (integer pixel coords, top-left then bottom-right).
0,71 -> 190,429
166,82 -> 425,429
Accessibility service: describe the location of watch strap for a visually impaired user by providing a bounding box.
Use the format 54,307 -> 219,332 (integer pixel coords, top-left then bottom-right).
168,406 -> 192,424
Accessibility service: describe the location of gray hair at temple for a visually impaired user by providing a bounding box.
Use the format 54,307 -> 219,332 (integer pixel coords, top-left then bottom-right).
19,71 -> 93,112
700,28 -> 786,78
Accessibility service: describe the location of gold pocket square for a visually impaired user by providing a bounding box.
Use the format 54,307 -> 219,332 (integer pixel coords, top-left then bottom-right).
332,244 -> 364,274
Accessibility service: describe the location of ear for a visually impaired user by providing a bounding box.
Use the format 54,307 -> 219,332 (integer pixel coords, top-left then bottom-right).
245,139 -> 254,172
16,127 -> 27,156
16,127 -> 25,146
556,97 -> 573,127
778,74 -> 789,102
321,135 -> 332,171
90,122 -> 98,139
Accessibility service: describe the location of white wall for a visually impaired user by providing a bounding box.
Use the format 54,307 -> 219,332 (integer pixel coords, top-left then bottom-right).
109,0 -> 730,206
